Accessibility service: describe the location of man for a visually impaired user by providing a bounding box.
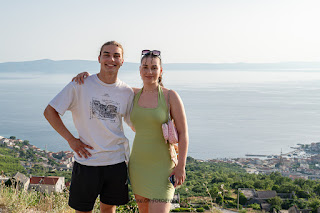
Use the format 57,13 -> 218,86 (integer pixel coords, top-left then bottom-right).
44,41 -> 133,213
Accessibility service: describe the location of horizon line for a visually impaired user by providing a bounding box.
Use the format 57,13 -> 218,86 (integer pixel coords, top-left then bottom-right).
1,58 -> 320,64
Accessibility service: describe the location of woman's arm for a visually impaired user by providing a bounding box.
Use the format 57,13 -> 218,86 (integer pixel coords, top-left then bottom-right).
72,72 -> 91,84
168,90 -> 189,187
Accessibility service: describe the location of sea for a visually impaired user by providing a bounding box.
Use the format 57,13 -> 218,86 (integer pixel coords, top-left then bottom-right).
1,69 -> 320,160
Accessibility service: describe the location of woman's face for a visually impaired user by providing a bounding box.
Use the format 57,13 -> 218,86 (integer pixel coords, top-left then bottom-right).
140,56 -> 162,85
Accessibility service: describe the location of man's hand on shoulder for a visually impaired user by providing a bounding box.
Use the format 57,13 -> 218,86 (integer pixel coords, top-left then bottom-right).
68,138 -> 94,159
72,72 -> 91,85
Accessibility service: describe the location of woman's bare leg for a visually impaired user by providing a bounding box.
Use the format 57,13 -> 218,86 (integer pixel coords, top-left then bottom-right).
149,200 -> 171,213
135,194 -> 149,213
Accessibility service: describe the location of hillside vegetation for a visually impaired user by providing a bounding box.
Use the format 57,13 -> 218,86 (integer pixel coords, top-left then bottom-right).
2,154 -> 320,212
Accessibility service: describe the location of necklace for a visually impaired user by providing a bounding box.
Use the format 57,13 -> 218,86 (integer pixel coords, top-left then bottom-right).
143,87 -> 158,93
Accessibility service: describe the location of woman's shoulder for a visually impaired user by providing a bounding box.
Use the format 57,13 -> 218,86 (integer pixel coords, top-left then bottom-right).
161,87 -> 180,103
132,87 -> 141,95
162,87 -> 179,96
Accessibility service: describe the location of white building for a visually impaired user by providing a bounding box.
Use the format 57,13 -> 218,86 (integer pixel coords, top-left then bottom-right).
0,138 -> 11,145
29,176 -> 65,193
12,172 -> 30,191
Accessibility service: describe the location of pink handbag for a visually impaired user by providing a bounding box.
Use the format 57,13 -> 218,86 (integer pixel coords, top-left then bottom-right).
162,90 -> 179,166
162,120 -> 179,144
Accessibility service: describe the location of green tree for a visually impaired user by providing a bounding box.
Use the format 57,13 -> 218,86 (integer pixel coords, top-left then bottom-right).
272,184 -> 280,191
23,140 -> 30,145
9,136 -> 16,140
282,199 -> 294,210
278,182 -> 301,193
233,180 -> 254,189
216,194 -> 224,205
239,192 -> 247,205
314,184 -> 320,196
209,186 -> 220,201
19,150 -> 25,158
294,198 -> 308,209
254,180 -> 265,189
268,196 -> 283,211
308,198 -> 320,213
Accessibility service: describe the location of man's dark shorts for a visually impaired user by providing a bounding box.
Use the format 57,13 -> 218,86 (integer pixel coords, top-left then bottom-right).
68,161 -> 129,212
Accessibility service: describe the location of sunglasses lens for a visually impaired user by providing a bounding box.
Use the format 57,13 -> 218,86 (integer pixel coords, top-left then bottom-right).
152,50 -> 161,56
142,50 -> 151,55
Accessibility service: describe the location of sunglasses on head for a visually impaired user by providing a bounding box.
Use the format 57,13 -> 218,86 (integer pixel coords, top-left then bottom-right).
141,50 -> 161,57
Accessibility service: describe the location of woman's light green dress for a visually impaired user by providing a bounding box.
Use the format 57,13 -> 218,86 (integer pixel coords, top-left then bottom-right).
129,86 -> 175,200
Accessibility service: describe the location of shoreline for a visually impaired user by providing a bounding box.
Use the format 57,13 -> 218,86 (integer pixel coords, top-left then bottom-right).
1,135 -> 319,162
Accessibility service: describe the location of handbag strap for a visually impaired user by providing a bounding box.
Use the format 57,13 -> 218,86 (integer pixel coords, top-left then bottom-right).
167,90 -> 172,120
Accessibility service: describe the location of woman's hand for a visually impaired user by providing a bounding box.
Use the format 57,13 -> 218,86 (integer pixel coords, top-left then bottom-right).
169,165 -> 186,188
72,72 -> 91,84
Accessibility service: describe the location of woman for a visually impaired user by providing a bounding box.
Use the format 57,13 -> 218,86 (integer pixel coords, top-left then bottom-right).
73,49 -> 188,213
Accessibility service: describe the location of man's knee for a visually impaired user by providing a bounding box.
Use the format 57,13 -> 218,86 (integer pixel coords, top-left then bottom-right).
100,202 -> 116,213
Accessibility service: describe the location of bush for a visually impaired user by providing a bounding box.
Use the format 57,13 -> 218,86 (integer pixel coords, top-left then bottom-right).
282,199 -> 294,210
196,207 -> 205,212
239,209 -> 247,213
216,194 -> 223,205
225,200 -> 237,208
171,207 -> 196,212
0,185 -> 73,212
296,190 -> 311,199
248,203 -> 261,210
202,204 -> 210,210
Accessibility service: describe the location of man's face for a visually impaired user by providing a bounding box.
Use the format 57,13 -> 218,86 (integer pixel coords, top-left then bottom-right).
98,45 -> 124,74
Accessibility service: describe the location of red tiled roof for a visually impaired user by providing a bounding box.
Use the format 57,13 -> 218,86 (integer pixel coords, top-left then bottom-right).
30,176 -> 60,185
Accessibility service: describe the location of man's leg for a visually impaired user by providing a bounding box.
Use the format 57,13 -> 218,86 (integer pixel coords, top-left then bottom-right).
69,162 -> 101,212
100,162 -> 129,209
100,202 -> 116,213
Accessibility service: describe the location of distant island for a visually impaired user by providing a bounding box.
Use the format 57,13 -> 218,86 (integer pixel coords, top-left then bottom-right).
1,59 -> 320,73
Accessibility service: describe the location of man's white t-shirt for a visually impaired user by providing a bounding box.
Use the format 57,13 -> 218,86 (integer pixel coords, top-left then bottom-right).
49,74 -> 134,166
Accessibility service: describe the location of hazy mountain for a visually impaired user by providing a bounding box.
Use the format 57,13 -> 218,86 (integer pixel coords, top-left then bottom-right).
164,62 -> 320,70
1,59 -> 320,73
0,59 -> 139,73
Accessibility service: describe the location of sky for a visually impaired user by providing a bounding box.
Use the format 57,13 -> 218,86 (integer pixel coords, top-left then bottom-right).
0,0 -> 320,63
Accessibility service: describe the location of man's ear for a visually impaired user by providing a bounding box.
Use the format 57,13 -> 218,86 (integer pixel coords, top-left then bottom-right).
98,56 -> 101,63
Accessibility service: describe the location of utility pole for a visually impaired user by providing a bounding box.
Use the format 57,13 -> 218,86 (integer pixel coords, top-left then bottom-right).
237,188 -> 240,210
45,144 -> 48,175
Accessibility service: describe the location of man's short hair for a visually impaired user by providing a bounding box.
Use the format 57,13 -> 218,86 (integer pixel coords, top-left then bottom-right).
99,41 -> 124,57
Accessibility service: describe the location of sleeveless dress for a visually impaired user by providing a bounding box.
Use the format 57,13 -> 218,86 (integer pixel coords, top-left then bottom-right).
128,86 -> 175,200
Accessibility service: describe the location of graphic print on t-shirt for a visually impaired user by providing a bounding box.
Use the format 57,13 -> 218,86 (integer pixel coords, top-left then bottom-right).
90,96 -> 120,123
